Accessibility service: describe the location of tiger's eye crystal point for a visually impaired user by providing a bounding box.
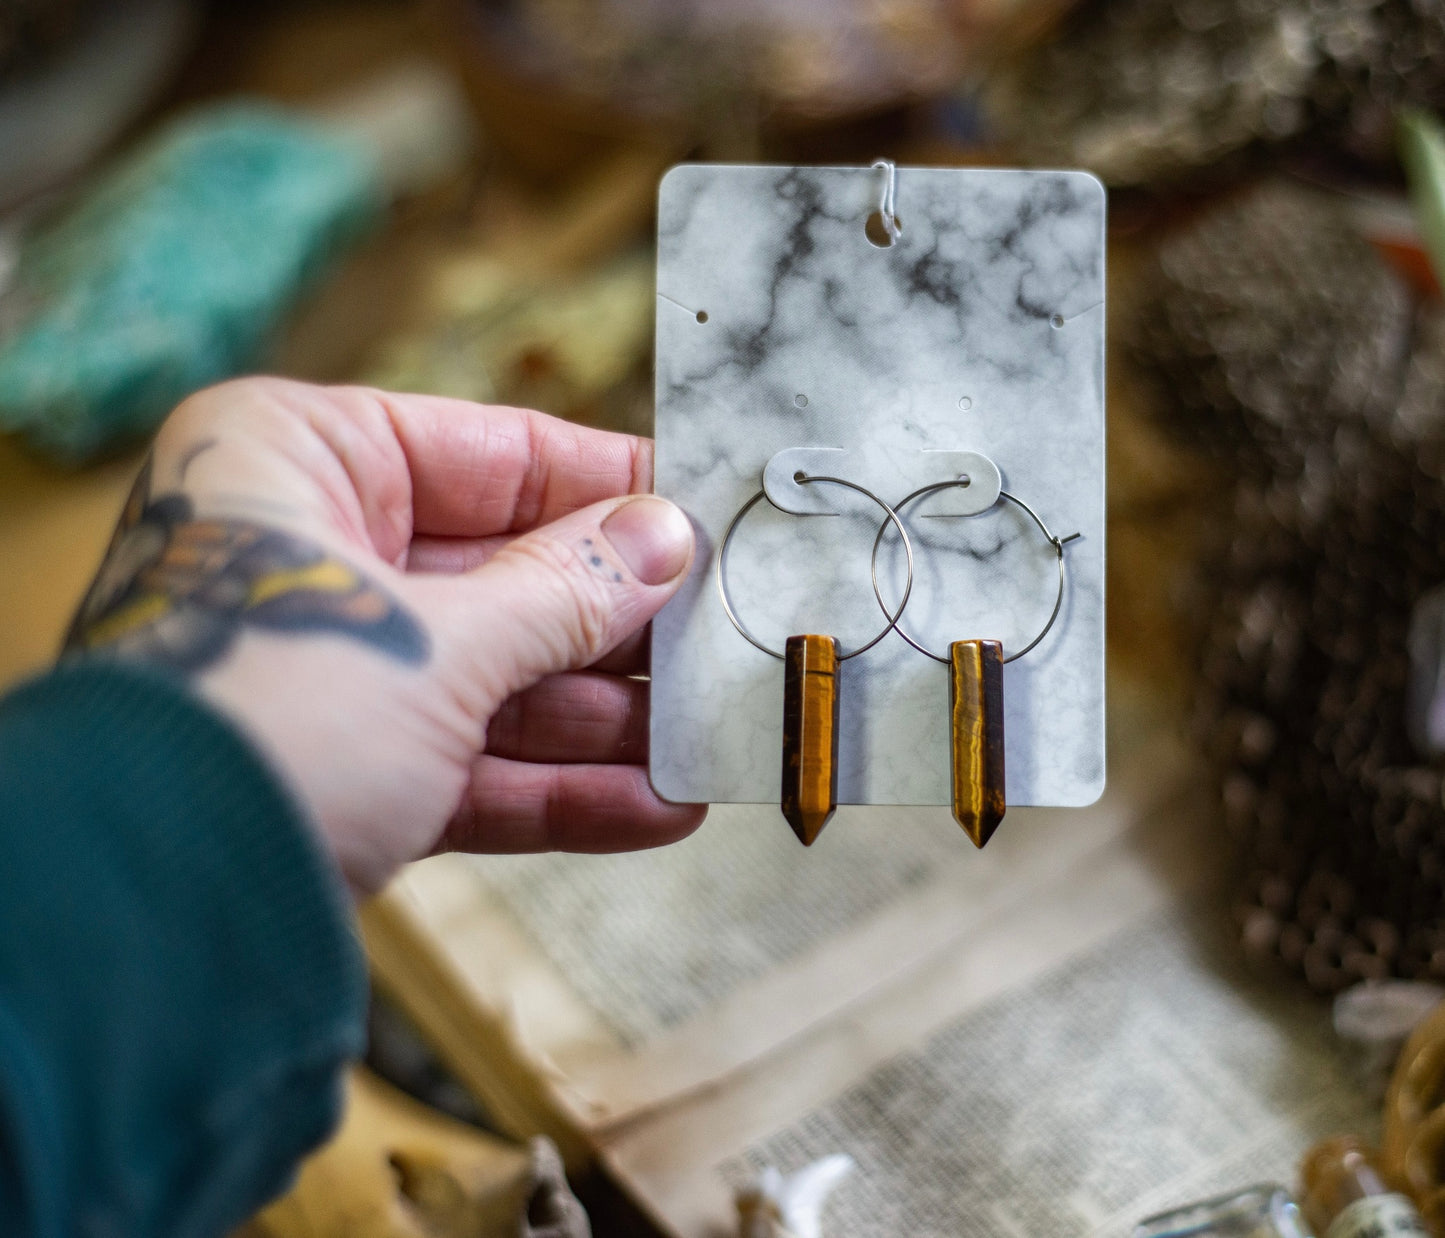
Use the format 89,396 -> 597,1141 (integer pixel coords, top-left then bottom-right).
949,639 -> 1006,848
781,633 -> 840,846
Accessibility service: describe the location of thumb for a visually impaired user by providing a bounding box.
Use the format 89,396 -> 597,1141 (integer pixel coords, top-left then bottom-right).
450,494 -> 695,703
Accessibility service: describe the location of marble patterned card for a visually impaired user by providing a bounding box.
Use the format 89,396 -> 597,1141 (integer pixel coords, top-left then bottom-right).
650,164 -> 1105,809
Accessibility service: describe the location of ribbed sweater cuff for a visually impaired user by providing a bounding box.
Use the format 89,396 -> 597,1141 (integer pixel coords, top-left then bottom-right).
0,660 -> 367,1235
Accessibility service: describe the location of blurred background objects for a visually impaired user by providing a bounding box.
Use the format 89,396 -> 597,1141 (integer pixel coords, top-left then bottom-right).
7,0 -> 1445,1234
989,0 -> 1445,188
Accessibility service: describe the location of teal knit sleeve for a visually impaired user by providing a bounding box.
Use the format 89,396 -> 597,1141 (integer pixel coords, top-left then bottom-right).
0,662 -> 367,1237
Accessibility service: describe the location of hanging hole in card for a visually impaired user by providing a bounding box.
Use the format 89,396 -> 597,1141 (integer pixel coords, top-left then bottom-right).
865,211 -> 902,248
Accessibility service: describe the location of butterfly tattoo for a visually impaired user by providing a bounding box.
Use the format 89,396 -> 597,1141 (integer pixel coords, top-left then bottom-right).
64,455 -> 429,674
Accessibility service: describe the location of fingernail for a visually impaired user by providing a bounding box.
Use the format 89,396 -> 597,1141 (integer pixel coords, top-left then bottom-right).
601,496 -> 693,585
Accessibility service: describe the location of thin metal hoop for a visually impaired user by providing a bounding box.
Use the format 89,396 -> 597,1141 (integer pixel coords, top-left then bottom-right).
871,482 -> 1078,666
717,475 -> 915,661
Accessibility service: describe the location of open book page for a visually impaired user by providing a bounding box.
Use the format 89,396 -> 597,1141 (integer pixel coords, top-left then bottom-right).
599,846 -> 1375,1237
721,911 -> 1371,1238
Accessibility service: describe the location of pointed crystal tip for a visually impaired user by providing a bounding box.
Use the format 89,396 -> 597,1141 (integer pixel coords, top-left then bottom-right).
955,806 -> 1004,850
785,806 -> 836,847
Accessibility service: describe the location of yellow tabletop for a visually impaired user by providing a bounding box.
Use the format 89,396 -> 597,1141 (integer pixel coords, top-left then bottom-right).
0,436 -> 146,692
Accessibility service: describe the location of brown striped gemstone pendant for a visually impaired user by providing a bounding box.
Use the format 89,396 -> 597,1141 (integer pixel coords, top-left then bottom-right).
948,639 -> 1006,848
781,634 -> 841,846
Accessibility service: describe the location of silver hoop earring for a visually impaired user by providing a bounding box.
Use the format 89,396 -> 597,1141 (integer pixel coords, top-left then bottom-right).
718,474 -> 916,845
872,481 -> 1078,848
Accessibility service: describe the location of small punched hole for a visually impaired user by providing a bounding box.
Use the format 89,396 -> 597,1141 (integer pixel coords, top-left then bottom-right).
1050,314 -> 1065,328
794,393 -> 808,408
696,310 -> 709,323
793,470 -> 808,483
958,473 -> 971,487
864,211 -> 902,248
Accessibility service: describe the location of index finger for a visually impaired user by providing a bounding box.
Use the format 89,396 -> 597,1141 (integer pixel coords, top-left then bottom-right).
371,390 -> 653,538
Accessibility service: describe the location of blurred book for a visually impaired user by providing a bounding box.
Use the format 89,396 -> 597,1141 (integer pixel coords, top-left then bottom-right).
363,678 -> 1375,1236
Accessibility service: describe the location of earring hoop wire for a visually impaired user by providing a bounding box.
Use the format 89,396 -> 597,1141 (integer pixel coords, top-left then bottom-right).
871,481 -> 1078,666
717,474 -> 915,661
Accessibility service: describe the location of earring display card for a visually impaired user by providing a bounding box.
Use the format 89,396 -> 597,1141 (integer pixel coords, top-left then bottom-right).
651,164 -> 1105,809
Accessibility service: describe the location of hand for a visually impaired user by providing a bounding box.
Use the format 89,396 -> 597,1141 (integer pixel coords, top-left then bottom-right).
63,378 -> 705,894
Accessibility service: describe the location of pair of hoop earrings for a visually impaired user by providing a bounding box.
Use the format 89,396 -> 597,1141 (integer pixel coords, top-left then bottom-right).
717,471 -> 1078,849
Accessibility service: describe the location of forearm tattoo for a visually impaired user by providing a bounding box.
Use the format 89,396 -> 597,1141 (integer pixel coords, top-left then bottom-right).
63,453 -> 429,674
